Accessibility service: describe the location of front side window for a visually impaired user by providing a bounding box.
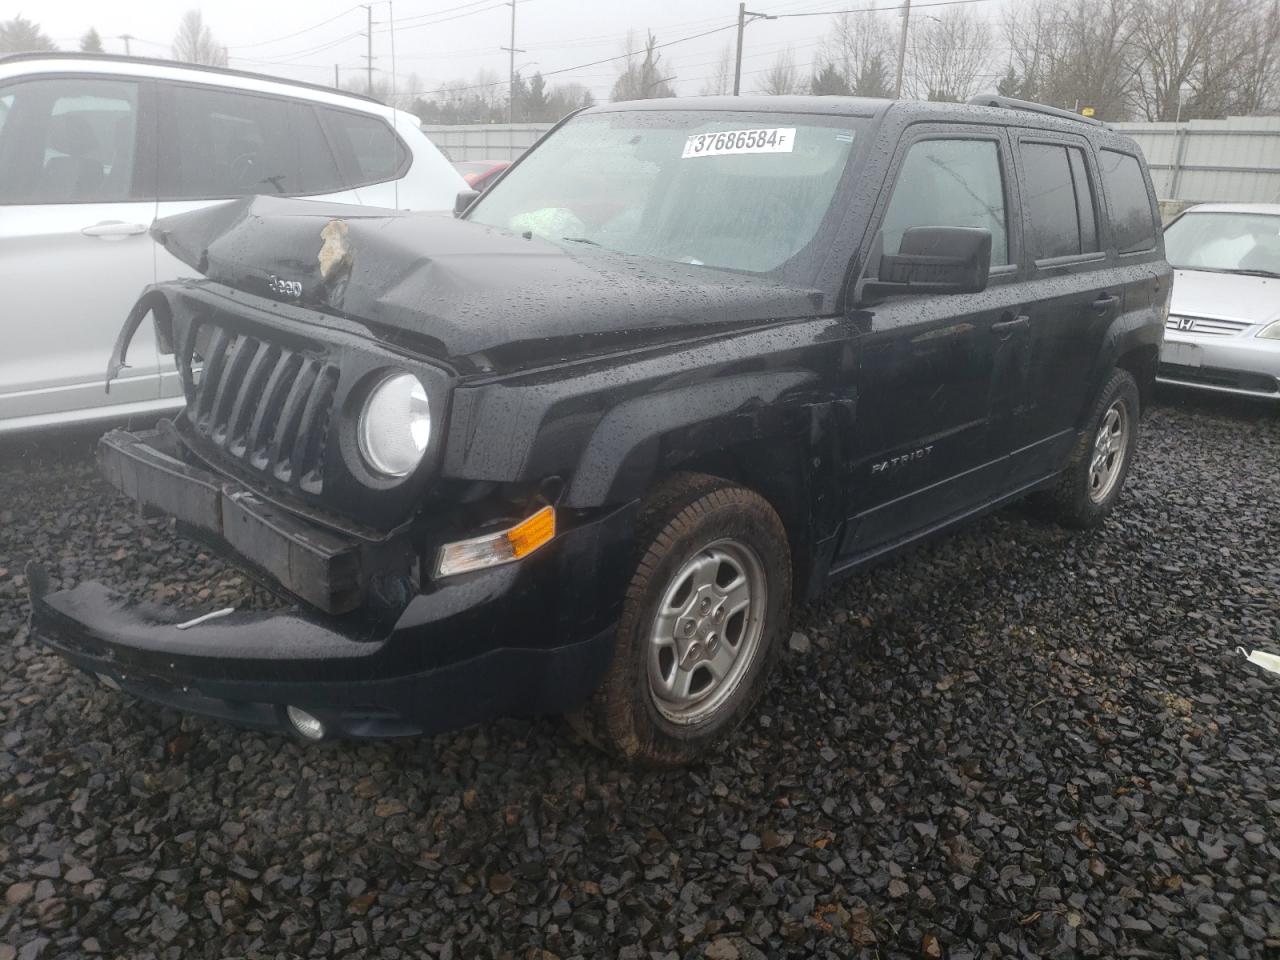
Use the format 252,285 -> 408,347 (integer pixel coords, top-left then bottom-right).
1020,142 -> 1099,260
880,138 -> 1008,265
0,77 -> 139,204
1099,149 -> 1156,254
160,86 -> 344,200
468,110 -> 863,275
1163,211 -> 1280,277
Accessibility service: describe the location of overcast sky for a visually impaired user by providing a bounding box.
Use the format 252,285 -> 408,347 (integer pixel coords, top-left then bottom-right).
33,0 -> 1011,102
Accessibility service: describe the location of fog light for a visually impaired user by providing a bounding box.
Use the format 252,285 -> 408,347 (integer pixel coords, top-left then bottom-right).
434,505 -> 556,578
286,705 -> 326,741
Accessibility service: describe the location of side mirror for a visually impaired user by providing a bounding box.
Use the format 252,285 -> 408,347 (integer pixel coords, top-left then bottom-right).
454,188 -> 481,217
856,226 -> 992,303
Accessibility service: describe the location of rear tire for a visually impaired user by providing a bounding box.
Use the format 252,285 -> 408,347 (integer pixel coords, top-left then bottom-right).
1037,368 -> 1140,529
568,474 -> 791,765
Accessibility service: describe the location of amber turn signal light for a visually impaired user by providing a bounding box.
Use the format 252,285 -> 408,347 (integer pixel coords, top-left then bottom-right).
434,505 -> 556,578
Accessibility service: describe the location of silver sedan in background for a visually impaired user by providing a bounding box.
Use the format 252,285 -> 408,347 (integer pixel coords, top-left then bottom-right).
1159,203 -> 1280,401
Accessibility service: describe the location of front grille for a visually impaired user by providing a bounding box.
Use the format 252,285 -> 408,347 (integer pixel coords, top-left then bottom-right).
187,324 -> 339,494
1166,315 -> 1252,336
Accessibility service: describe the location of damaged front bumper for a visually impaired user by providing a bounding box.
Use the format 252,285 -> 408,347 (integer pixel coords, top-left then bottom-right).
28,428 -> 635,739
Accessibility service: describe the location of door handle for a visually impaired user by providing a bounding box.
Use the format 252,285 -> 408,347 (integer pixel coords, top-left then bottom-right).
991,314 -> 1029,336
81,221 -> 148,238
1091,293 -> 1120,314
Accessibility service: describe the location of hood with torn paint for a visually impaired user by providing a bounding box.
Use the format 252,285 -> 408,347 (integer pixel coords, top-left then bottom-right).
150,195 -> 826,372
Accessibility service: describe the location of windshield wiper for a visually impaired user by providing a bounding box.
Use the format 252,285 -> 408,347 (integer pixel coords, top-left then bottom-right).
561,236 -> 600,246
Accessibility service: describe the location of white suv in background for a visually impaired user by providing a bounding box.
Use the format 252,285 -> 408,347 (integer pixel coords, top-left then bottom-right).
0,54 -> 466,434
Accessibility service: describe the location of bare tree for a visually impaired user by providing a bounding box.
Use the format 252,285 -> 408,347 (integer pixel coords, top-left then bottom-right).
612,31 -> 676,101
1224,0 -> 1280,114
907,8 -> 994,101
700,44 -> 735,96
0,15 -> 56,53
824,10 -> 894,97
172,10 -> 227,66
1132,0 -> 1238,120
760,48 -> 804,95
1002,0 -> 1140,119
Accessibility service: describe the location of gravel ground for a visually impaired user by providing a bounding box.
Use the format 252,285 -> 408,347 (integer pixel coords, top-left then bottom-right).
2,393 -> 1278,960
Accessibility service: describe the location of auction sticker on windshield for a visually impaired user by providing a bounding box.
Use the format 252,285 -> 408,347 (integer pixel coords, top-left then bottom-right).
682,128 -> 796,158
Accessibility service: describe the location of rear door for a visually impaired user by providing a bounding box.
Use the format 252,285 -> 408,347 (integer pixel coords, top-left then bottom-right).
0,74 -> 161,427
153,82 -> 361,401
838,125 -> 1030,560
1005,130 -> 1114,482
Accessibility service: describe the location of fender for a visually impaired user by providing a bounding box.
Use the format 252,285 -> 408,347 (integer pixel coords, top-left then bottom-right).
104,286 -> 174,394
1077,270 -> 1168,429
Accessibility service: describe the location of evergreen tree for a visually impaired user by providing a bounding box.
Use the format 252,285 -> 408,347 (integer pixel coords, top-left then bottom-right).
810,61 -> 853,96
80,27 -> 104,53
0,15 -> 57,53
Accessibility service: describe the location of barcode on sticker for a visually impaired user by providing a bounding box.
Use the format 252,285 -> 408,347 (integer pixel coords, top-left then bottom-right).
682,127 -> 796,158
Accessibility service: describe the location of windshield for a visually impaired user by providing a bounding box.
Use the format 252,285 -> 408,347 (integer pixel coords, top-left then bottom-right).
467,110 -> 863,275
1164,211 -> 1280,276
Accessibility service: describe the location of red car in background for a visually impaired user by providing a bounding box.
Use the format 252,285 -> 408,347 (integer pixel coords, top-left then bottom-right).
454,160 -> 511,191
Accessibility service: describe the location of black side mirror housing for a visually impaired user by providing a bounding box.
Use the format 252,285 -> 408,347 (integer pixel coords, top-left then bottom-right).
856,226 -> 992,303
454,188 -> 481,217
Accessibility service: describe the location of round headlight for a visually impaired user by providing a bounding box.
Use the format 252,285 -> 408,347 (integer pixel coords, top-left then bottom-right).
358,373 -> 431,477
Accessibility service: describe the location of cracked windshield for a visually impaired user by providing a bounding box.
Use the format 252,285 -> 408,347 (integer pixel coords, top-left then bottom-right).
468,111 -> 862,273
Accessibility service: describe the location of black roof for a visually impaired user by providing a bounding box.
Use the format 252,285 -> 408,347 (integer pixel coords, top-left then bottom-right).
588,93 -> 1114,134
0,51 -> 381,105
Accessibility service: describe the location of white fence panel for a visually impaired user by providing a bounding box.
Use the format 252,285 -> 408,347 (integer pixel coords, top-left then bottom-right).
1111,116 -> 1280,204
420,123 -> 555,162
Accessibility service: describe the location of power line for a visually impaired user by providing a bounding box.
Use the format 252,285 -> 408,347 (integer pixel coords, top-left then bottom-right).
226,6 -> 360,50
402,20 -> 741,96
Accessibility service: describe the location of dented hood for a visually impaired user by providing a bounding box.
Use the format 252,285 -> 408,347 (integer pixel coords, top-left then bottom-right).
151,195 -> 826,372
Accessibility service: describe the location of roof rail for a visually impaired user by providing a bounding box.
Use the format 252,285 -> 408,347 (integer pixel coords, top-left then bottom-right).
966,93 -> 1106,128
0,51 -> 383,106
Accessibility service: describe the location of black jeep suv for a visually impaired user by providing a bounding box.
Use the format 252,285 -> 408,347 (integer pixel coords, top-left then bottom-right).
29,95 -> 1170,764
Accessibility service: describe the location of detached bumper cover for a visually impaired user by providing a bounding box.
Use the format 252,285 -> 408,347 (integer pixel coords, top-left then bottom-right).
28,564 -> 616,738
29,428 -> 638,738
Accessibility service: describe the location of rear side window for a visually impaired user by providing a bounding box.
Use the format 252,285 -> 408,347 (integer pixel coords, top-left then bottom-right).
0,77 -> 140,204
1020,141 -> 1100,260
319,108 -> 408,187
880,138 -> 1008,265
159,85 -> 345,200
1099,149 -> 1157,254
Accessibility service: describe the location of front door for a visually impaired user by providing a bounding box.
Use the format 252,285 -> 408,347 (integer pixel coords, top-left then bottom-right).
0,74 -> 160,428
838,128 -> 1029,561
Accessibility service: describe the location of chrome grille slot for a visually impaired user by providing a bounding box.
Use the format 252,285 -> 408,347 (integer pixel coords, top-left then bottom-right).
187,322 -> 338,493
1165,315 -> 1251,336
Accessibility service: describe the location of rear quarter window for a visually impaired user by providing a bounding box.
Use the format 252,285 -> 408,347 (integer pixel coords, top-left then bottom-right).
1098,149 -> 1157,254
320,108 -> 408,188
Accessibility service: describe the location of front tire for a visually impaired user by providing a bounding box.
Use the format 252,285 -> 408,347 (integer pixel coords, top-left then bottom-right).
1038,368 -> 1140,529
569,474 -> 791,765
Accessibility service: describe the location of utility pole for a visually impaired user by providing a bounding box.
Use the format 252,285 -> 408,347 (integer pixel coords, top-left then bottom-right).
362,4 -> 375,96
733,4 -> 774,96
501,0 -> 524,123
118,33 -> 133,56
734,3 -> 745,96
893,0 -> 911,99
334,63 -> 340,89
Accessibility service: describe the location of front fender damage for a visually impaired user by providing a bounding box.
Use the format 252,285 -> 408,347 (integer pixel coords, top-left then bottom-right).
104,287 -> 175,394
